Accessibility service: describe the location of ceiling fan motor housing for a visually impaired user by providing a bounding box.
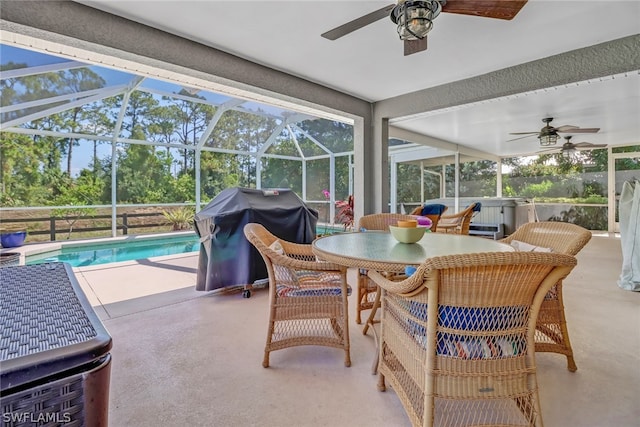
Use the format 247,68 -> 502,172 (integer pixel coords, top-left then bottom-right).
391,0 -> 443,40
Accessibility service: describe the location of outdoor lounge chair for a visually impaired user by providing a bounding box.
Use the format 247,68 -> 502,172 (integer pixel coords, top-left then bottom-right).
368,251 -> 577,427
501,221 -> 592,371
409,204 -> 448,232
435,202 -> 480,235
243,223 -> 351,367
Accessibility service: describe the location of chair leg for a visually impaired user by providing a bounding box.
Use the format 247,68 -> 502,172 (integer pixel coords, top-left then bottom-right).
356,295 -> 363,325
263,306 -> 276,368
535,282 -> 578,372
556,283 -> 577,372
362,288 -> 381,336
356,274 -> 365,324
344,350 -> 351,367
263,323 -> 273,368
356,273 -> 373,325
377,373 -> 386,392
566,354 -> 578,372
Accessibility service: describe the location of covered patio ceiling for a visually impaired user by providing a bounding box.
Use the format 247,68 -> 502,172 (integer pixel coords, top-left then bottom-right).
72,0 -> 640,158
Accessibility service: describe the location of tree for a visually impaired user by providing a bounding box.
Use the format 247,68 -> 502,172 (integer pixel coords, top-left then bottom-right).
165,90 -> 215,173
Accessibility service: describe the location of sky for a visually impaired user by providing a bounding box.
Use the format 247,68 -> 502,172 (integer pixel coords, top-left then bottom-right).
2,44 -> 212,176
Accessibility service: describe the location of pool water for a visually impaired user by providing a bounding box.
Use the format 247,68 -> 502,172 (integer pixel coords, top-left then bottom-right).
26,235 -> 200,267
25,225 -> 345,268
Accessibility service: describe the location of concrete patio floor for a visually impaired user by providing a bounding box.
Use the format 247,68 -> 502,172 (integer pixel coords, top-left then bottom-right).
55,234 -> 640,425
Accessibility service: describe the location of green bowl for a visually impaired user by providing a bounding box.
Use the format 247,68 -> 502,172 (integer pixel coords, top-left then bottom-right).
389,225 -> 426,244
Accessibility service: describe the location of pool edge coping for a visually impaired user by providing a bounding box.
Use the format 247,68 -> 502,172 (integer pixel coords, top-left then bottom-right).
3,231 -> 198,265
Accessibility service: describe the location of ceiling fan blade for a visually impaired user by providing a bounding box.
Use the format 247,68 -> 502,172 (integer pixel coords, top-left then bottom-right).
506,134 -> 536,142
509,131 -> 539,135
442,0 -> 528,20
321,4 -> 395,40
537,148 -> 560,154
575,143 -> 607,149
565,127 -> 601,133
554,125 -> 579,132
404,38 -> 428,56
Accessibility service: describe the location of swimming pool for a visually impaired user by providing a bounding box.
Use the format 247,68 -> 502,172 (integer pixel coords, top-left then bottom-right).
25,225 -> 345,267
26,234 -> 200,267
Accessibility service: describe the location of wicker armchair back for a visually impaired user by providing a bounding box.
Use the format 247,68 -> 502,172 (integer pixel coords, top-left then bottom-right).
243,223 -> 351,368
368,251 -> 577,427
501,221 -> 592,371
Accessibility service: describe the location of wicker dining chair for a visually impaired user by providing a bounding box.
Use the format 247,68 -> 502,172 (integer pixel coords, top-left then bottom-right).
500,221 -> 592,371
435,202 -> 480,235
409,204 -> 448,232
243,223 -> 351,367
369,251 -> 577,427
356,213 -> 419,327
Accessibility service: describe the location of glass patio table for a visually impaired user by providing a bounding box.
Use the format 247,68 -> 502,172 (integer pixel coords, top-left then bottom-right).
312,231 -> 514,273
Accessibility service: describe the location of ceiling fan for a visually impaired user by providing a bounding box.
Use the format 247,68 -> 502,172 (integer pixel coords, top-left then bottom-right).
538,136 -> 607,158
321,0 -> 529,56
508,117 -> 600,146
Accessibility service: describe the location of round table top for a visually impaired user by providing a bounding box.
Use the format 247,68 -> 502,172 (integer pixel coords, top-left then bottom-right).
312,231 -> 514,272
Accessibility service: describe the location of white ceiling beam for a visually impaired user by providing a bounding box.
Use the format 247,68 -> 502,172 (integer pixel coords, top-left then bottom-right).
286,124 -> 306,159
4,127 -> 114,141
257,121 -> 289,156
0,84 -> 127,129
289,123 -> 332,155
138,86 -> 217,106
196,98 -> 246,149
389,126 -> 500,162
0,87 -> 107,114
1,60 -> 88,79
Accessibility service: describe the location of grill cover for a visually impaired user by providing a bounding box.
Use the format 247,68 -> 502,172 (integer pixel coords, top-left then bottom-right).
194,187 -> 318,291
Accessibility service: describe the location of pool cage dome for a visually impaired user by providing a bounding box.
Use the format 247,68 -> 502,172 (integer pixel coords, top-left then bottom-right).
0,43 -> 355,236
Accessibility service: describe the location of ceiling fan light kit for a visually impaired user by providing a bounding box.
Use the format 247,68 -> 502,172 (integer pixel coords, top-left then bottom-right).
391,0 -> 442,40
562,146 -> 577,159
538,132 -> 558,146
538,117 -> 559,146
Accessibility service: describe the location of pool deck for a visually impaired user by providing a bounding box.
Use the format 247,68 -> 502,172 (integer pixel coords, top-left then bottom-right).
1,232 -> 202,321
73,253 -> 201,320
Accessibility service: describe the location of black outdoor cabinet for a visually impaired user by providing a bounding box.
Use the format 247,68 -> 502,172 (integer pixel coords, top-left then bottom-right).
194,187 -> 318,294
0,263 -> 112,427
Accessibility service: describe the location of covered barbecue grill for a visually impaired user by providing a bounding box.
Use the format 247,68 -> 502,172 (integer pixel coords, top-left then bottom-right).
194,187 -> 318,296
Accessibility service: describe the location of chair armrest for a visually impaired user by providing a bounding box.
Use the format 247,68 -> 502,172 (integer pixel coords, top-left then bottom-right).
367,269 -> 425,295
271,250 -> 345,273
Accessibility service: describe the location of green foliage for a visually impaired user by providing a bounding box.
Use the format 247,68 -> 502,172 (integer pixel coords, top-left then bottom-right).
582,180 -> 605,198
171,173 -> 196,203
531,196 -> 607,204
519,180 -> 555,198
162,206 -> 195,231
549,206 -> 608,230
